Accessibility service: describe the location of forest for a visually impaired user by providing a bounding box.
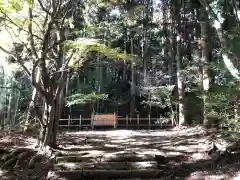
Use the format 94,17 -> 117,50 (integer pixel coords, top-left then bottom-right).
1,0 -> 240,179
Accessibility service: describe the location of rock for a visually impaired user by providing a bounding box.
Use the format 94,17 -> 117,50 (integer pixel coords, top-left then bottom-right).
154,154 -> 168,164
0,148 -> 9,155
54,151 -> 62,157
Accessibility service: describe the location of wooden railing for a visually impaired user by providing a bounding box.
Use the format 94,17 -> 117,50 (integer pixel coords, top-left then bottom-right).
58,114 -> 171,129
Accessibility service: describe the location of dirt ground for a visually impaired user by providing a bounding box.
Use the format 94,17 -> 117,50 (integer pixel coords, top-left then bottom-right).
1,126 -> 240,179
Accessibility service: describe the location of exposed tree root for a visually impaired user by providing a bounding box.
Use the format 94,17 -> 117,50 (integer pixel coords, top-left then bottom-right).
1,156 -> 18,169
28,154 -> 44,168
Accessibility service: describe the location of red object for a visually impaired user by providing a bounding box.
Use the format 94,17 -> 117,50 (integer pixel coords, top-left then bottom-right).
91,113 -> 117,128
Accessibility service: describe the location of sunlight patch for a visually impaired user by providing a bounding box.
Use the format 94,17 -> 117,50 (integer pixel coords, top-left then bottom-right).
134,161 -> 156,168
61,145 -> 94,149
166,151 -> 183,156
233,171 -> 240,180
58,162 -> 77,169
191,152 -> 208,161
133,149 -> 161,155
104,144 -> 119,148
0,169 -> 5,176
85,150 -> 104,156
188,171 -> 228,180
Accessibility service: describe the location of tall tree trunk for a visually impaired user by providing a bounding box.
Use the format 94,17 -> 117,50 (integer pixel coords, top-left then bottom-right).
176,37 -> 185,126
39,94 -> 62,148
199,6 -> 210,126
174,0 -> 185,126
38,71 -> 67,148
163,0 -> 175,126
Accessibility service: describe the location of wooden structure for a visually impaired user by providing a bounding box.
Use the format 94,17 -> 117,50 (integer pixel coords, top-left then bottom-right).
58,114 -> 171,129
91,113 -> 117,128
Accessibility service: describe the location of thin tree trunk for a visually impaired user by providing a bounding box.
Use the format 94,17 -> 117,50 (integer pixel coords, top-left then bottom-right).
142,1 -> 147,84
6,90 -> 12,128
130,38 -> 136,119
26,67 -> 41,124
13,89 -> 20,125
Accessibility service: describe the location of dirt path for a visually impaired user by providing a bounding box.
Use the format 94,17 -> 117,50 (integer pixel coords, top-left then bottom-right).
48,127 -> 240,180
1,127 -> 240,180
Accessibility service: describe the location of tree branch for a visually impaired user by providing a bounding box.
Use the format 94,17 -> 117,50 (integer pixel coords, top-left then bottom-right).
32,59 -> 47,98
0,45 -> 31,77
199,0 -> 240,80
28,7 -> 39,59
4,23 -> 29,52
231,0 -> 240,24
34,105 -> 45,126
55,70 -> 68,98
0,10 -> 43,41
37,0 -> 52,16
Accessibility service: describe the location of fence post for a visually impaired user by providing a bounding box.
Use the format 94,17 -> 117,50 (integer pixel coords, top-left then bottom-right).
113,112 -> 117,129
137,114 -> 139,128
148,114 -> 151,130
91,113 -> 94,129
126,115 -> 128,128
68,115 -> 71,130
79,114 -> 82,129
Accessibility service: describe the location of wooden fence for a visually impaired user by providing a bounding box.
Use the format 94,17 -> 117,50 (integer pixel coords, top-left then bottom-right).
59,114 -> 171,129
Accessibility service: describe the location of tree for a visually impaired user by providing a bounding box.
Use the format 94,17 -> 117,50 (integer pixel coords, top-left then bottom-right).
0,0 -> 133,148
199,5 -> 212,125
199,0 -> 240,80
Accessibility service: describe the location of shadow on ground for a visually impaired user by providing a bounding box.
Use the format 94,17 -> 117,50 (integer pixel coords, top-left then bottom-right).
51,127 -> 240,180
0,131 -> 52,180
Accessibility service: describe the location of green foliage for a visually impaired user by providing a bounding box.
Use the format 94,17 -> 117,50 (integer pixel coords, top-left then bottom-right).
142,86 -> 175,109
66,38 -> 137,66
221,118 -> 240,132
66,92 -> 108,106
204,84 -> 240,129
10,0 -> 24,11
0,0 -> 25,13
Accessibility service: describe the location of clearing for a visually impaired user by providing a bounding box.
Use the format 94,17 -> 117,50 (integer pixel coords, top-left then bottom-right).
1,127 -> 240,180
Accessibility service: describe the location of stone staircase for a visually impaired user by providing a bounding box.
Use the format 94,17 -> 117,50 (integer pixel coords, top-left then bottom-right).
47,151 -> 167,180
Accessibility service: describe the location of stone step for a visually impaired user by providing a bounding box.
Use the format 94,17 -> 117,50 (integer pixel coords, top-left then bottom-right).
47,169 -> 164,180
54,161 -> 158,170
56,156 -> 95,163
56,154 -> 156,163
105,154 -> 154,162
